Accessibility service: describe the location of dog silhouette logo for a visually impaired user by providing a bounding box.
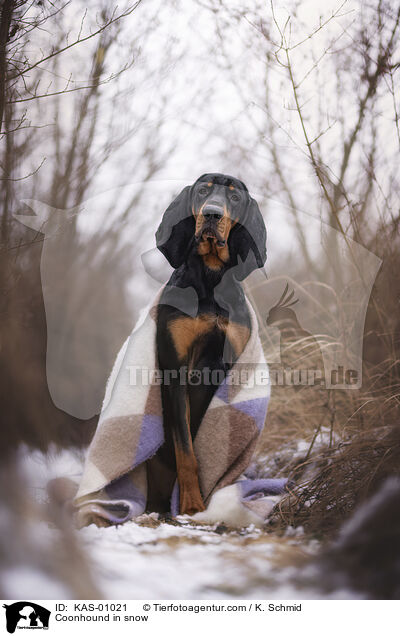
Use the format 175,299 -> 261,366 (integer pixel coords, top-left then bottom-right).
3,602 -> 50,633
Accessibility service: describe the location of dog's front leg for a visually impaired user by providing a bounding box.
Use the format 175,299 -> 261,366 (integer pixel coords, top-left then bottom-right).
161,381 -> 205,515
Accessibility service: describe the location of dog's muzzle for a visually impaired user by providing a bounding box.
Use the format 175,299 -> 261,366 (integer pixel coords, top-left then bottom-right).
197,199 -> 227,246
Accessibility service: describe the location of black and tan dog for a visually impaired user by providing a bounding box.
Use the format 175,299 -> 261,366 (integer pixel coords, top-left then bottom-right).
152,173 -> 266,515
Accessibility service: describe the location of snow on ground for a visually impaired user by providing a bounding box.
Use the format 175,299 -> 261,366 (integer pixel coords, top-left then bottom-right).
13,447 -> 357,600
252,425 -> 341,483
78,517 -> 312,599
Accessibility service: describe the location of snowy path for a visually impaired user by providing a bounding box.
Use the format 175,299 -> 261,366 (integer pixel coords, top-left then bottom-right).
79,516 -> 323,599
16,447 -> 355,600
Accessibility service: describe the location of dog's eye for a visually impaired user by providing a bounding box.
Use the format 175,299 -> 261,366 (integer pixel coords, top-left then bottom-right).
231,193 -> 240,202
198,186 -> 209,195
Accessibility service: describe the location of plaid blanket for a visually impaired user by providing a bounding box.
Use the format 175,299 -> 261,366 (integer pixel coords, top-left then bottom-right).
74,289 -> 287,527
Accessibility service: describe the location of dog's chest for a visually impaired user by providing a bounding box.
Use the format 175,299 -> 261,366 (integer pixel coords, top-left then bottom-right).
167,313 -> 250,362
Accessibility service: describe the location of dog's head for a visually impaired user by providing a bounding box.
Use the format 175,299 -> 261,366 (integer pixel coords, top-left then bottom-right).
156,173 -> 266,280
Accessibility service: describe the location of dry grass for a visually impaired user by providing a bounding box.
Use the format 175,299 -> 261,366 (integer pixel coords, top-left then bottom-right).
254,243 -> 400,539
271,420 -> 400,536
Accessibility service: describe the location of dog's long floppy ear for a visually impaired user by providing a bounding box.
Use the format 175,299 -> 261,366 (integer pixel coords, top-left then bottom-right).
228,196 -> 267,281
155,185 -> 195,268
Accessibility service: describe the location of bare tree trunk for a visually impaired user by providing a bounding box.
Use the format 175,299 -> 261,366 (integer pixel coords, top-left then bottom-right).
0,0 -> 14,134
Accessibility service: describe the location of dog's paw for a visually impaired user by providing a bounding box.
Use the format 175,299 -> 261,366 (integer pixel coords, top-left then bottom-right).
180,488 -> 206,515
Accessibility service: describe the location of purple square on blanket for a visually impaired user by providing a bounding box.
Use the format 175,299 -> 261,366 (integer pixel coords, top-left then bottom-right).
134,414 -> 164,466
239,478 -> 288,500
105,473 -> 146,509
215,380 -> 229,404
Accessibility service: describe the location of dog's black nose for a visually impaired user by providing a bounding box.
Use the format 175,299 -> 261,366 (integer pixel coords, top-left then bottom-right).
204,212 -> 223,220
203,203 -> 224,219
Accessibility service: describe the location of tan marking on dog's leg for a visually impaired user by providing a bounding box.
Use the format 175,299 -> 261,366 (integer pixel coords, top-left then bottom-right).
173,395 -> 205,515
168,315 -> 215,360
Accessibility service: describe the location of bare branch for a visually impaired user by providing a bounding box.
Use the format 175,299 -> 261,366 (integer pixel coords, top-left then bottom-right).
7,60 -> 134,103
8,1 -> 142,81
